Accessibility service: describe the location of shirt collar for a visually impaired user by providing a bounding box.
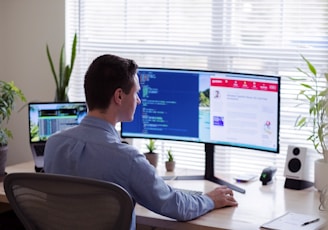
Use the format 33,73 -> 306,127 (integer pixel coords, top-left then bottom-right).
80,115 -> 121,141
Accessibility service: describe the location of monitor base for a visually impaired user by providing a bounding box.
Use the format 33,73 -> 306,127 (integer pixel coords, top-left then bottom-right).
174,175 -> 246,194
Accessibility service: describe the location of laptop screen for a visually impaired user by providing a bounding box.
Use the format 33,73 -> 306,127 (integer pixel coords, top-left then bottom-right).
28,102 -> 87,143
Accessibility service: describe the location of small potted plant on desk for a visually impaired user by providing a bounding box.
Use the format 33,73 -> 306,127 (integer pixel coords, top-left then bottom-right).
144,139 -> 159,168
165,148 -> 175,172
291,55 -> 328,191
0,81 -> 26,177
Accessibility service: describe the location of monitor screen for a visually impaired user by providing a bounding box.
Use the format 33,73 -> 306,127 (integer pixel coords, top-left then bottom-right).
28,102 -> 87,143
121,68 -> 280,153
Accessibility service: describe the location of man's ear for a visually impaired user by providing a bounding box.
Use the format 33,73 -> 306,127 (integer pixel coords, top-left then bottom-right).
113,88 -> 123,104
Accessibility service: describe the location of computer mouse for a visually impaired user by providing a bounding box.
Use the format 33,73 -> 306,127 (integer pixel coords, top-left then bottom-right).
260,166 -> 277,185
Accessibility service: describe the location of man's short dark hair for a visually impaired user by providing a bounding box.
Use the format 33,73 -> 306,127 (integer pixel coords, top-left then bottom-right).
84,54 -> 138,111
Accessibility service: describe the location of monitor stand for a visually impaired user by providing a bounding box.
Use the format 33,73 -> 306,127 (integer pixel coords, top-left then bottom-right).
174,143 -> 246,194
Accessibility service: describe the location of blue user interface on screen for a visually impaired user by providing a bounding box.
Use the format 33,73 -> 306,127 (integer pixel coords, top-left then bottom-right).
126,70 -> 199,140
121,68 -> 280,153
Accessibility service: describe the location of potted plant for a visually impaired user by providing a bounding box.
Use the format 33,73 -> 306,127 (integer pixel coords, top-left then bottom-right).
165,148 -> 175,172
144,139 -> 159,168
291,55 -> 328,190
0,80 -> 26,176
46,33 -> 78,102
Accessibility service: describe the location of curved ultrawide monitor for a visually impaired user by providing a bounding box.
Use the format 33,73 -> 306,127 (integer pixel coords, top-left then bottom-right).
121,68 -> 280,153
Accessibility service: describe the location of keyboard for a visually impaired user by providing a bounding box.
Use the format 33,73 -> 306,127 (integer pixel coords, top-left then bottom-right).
173,187 -> 203,196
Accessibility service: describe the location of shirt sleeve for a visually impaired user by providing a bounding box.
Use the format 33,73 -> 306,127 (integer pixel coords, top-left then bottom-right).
128,153 -> 215,221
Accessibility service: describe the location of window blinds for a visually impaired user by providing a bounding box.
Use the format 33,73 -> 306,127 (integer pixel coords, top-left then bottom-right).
66,0 -> 328,180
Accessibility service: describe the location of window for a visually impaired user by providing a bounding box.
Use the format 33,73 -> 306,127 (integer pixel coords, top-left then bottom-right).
66,0 -> 328,181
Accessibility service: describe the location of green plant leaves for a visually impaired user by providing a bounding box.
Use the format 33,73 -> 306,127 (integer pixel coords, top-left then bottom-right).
46,33 -> 78,102
0,81 -> 26,146
292,55 -> 328,155
146,139 -> 157,153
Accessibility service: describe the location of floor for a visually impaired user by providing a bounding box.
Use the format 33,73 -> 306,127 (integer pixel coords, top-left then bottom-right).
0,204 -> 24,230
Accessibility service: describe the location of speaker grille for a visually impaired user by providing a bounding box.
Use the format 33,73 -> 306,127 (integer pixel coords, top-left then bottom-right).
288,158 -> 301,173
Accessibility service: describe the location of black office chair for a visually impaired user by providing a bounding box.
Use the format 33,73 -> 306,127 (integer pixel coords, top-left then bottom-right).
3,172 -> 134,230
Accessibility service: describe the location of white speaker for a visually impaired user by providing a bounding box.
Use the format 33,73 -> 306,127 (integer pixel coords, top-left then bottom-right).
284,145 -> 313,189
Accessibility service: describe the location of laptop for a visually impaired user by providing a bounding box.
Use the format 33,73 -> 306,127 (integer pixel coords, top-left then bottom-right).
28,102 -> 87,171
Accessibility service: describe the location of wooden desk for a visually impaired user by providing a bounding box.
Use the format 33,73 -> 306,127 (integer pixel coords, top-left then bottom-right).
136,177 -> 325,230
1,161 -> 326,229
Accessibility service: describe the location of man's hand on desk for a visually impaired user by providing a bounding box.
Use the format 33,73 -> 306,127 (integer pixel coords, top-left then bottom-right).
205,186 -> 238,209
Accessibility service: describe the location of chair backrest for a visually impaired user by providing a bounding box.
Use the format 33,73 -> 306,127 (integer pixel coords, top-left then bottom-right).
4,172 -> 134,230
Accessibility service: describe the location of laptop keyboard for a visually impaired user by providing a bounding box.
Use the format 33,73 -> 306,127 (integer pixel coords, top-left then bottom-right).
34,145 -> 45,156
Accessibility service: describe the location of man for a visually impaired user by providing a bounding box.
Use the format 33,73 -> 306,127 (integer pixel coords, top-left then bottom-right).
44,54 -> 238,229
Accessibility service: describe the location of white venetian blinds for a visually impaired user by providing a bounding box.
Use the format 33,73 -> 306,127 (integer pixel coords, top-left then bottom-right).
65,0 -> 328,180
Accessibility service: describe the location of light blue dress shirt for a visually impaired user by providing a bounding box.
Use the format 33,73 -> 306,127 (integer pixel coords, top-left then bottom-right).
44,116 -> 214,229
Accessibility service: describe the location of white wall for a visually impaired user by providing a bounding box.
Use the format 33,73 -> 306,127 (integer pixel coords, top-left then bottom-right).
0,0 -> 65,165
0,1 -> 4,79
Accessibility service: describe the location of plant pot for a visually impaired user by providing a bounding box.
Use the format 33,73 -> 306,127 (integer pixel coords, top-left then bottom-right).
144,152 -> 159,168
0,145 -> 8,178
165,161 -> 175,172
314,158 -> 328,191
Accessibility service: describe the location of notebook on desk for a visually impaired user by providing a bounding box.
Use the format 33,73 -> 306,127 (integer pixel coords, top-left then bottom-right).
261,212 -> 326,230
28,102 -> 87,171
